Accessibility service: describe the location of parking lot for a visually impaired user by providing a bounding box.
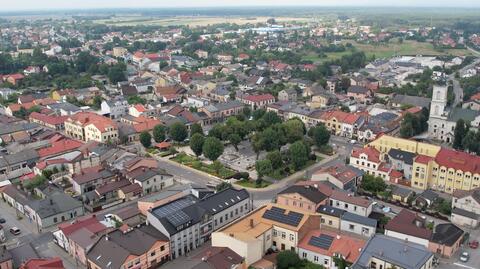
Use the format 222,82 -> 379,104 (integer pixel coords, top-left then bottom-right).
438,228 -> 480,269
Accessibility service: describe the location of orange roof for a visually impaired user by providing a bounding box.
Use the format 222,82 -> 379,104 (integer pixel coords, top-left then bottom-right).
8,102 -> 36,112
435,148 -> 480,174
29,112 -> 68,126
34,97 -> 56,106
298,229 -> 366,264
37,139 -> 83,158
67,112 -> 117,132
133,104 -> 147,112
155,141 -> 171,149
133,118 -> 161,133
470,92 -> 480,101
321,110 -> 361,125
20,257 -> 64,269
351,146 -> 381,163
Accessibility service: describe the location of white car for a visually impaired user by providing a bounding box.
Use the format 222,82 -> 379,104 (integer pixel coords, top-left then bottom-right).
350,140 -> 356,144
460,252 -> 469,262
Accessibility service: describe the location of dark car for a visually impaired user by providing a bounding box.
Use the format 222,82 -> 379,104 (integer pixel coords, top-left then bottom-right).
0,218 -> 5,224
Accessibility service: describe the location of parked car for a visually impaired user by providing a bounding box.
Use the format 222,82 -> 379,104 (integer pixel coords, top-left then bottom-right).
0,218 -> 5,224
9,227 -> 20,235
460,252 -> 470,262
469,240 -> 479,249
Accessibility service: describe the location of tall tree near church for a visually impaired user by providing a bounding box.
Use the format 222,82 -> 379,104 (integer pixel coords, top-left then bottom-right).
453,119 -> 466,150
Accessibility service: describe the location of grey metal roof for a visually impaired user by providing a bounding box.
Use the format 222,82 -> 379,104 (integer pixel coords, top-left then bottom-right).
0,149 -> 39,168
341,212 -> 377,227
447,107 -> 480,122
151,188 -> 249,235
28,192 -> 83,218
391,94 -> 431,108
392,186 -> 414,198
388,148 -> 416,165
353,234 -> 434,269
0,122 -> 39,136
317,205 -> 345,217
431,223 -> 464,246
452,207 -> 480,220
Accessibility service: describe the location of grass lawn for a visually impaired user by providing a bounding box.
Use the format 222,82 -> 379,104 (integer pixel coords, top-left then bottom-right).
343,39 -> 472,59
301,50 -> 353,63
171,152 -> 236,179
95,16 -> 312,27
236,179 -> 271,188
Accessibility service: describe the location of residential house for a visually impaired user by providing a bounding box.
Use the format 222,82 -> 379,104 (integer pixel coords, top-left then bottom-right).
191,247 -> 244,269
328,190 -> 373,217
65,112 -> 119,143
387,148 -> 416,180
391,186 -> 415,204
352,234 -> 434,269
278,89 -> 297,102
29,112 -> 68,131
298,230 -> 366,269
100,97 -> 129,119
311,164 -> 364,191
451,188 -> 480,228
19,257 -> 64,269
276,185 -> 329,213
53,215 -> 107,265
237,94 -> 275,110
147,188 -> 251,259
200,101 -> 244,124
414,190 -> 439,208
24,191 -> 85,230
70,166 -> 116,195
428,223 -> 464,258
211,203 -> 320,266
317,205 -> 344,230
340,212 -> 377,238
124,167 -> 174,194
86,225 -> 170,269
347,86 -> 371,103
384,209 -> 432,247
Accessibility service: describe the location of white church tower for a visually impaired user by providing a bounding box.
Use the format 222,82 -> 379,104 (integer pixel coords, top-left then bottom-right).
429,84 -> 448,118
428,84 -> 449,141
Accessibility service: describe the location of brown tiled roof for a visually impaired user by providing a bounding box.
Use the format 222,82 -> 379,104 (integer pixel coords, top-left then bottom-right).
385,209 -> 432,240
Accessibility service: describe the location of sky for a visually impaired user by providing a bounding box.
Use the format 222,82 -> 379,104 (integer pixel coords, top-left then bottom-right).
2,0 -> 480,11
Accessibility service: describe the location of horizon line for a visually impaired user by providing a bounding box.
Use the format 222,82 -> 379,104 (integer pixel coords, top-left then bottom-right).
2,5 -> 480,13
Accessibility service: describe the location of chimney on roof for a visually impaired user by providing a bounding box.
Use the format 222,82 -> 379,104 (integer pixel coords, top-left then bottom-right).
250,219 -> 254,228
49,199 -> 53,205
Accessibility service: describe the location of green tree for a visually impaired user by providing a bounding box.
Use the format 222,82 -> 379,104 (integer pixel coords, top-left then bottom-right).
208,124 -> 224,140
190,123 -> 203,136
169,122 -> 188,142
312,125 -> 330,147
91,95 -> 103,110
453,119 -> 466,149
228,133 -> 242,151
202,137 -> 224,161
189,133 -> 205,157
216,182 -> 232,192
107,64 -> 126,84
266,150 -> 283,170
283,118 -> 305,143
361,174 -> 387,194
153,124 -> 166,143
255,159 -> 273,178
289,141 -> 309,170
277,251 -> 301,269
139,131 -> 152,148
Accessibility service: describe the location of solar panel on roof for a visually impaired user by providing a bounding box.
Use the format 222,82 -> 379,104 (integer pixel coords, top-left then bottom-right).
262,207 -> 303,227
166,211 -> 191,227
308,234 -> 334,250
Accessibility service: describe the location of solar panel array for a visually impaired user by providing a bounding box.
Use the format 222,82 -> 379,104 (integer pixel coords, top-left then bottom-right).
308,234 -> 334,250
262,206 -> 304,227
152,198 -> 193,218
166,211 -> 191,227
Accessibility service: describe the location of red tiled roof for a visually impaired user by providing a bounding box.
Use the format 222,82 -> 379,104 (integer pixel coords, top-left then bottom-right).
331,190 -> 372,207
58,215 -> 106,237
37,139 -> 83,158
415,154 -> 434,165
298,230 -> 365,264
20,257 -> 64,269
385,209 -> 432,240
243,94 -> 275,103
351,146 -> 381,163
155,141 -> 171,149
133,104 -> 146,112
68,112 -> 117,132
29,112 -> 68,126
435,148 -> 480,174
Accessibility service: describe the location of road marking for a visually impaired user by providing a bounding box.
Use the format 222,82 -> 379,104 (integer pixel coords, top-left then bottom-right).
452,263 -> 476,269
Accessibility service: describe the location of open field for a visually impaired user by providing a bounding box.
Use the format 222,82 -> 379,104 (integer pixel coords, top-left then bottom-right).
94,16 -> 313,27
344,40 -> 473,59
